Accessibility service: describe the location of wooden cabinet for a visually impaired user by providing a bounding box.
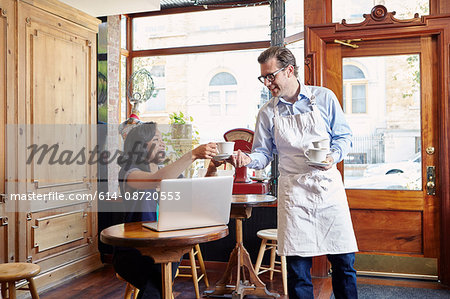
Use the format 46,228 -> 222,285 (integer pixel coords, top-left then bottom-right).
1,0 -> 15,266
0,0 -> 101,292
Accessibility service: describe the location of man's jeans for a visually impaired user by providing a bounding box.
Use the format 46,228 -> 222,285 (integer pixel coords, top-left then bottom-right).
286,253 -> 358,299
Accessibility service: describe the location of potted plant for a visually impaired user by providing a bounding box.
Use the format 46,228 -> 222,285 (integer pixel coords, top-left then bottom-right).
163,112 -> 201,177
169,111 -> 193,139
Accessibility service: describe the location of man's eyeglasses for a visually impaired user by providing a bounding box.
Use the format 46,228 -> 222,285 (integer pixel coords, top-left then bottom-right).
258,66 -> 286,84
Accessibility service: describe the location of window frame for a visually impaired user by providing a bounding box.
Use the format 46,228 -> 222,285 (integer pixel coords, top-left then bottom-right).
123,2 -> 271,117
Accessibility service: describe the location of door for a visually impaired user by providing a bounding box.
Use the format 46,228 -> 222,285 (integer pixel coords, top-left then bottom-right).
306,8 -> 450,278
341,37 -> 438,277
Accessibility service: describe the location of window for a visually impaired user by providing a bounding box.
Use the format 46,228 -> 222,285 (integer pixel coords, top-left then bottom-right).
332,0 -> 429,24
343,64 -> 367,114
133,5 -> 270,50
132,59 -> 166,113
208,72 -> 237,116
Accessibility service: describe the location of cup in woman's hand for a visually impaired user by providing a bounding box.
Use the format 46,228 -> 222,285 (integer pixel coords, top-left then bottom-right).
216,142 -> 235,155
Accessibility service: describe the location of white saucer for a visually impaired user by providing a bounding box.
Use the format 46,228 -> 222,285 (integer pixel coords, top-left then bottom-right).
306,160 -> 330,167
213,154 -> 232,161
250,176 -> 269,182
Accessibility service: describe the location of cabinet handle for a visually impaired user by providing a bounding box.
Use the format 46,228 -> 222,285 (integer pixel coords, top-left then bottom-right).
1,8 -> 7,17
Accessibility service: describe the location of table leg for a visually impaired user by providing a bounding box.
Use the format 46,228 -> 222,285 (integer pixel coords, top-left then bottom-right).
8,281 -> 16,299
1,282 -> 7,298
139,245 -> 194,299
204,218 -> 279,298
161,262 -> 173,299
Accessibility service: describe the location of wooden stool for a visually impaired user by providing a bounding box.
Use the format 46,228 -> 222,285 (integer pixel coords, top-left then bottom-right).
0,262 -> 41,299
116,273 -> 139,299
175,244 -> 209,299
254,229 -> 287,295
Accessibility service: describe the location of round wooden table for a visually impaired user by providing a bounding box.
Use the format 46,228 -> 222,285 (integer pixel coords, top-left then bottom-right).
205,194 -> 279,298
100,223 -> 228,299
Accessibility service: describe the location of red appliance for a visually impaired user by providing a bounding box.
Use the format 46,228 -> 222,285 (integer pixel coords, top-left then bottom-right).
223,128 -> 270,194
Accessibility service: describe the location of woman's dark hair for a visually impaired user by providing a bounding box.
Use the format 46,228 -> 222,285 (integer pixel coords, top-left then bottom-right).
118,122 -> 157,172
257,46 -> 299,78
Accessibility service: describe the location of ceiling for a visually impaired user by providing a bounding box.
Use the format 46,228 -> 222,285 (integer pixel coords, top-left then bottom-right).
58,0 -> 250,17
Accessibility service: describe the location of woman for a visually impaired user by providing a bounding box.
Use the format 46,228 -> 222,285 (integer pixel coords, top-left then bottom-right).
114,122 -> 222,299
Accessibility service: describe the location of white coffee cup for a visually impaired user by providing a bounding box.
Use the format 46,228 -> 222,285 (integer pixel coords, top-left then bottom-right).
312,138 -> 329,149
304,148 -> 329,162
254,169 -> 266,179
216,141 -> 235,155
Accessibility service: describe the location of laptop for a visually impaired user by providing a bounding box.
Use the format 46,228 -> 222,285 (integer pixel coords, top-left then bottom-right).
142,176 -> 233,231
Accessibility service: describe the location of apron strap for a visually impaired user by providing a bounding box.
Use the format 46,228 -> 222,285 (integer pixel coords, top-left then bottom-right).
273,97 -> 281,117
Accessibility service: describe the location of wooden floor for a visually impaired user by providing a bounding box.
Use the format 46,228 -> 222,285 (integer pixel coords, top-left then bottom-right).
39,261 -> 447,299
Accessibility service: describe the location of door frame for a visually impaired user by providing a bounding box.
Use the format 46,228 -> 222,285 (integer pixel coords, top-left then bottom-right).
305,6 -> 450,284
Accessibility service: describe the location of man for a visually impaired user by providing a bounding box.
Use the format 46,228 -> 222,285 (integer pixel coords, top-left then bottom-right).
232,46 -> 358,299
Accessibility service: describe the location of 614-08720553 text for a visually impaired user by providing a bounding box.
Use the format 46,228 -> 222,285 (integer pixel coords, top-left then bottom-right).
121,191 -> 181,201
8,191 -> 182,201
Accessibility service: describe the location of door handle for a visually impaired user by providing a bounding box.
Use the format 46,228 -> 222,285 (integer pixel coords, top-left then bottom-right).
426,166 -> 436,195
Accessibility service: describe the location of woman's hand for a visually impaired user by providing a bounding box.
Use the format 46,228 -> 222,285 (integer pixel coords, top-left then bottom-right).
205,159 -> 226,177
192,142 -> 218,160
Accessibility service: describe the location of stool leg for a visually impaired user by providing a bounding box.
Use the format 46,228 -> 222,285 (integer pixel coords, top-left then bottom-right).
269,242 -> 276,280
27,278 -> 40,299
1,282 -> 7,298
281,255 -> 288,295
194,244 -> 209,288
8,281 -> 16,299
254,239 -> 267,274
188,249 -> 200,299
123,283 -> 133,299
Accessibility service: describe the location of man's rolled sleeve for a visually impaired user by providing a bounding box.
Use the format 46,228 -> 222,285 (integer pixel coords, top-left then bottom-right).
247,104 -> 275,169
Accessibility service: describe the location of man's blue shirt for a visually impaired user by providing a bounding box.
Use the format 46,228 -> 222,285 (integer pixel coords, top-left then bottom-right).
247,82 -> 352,169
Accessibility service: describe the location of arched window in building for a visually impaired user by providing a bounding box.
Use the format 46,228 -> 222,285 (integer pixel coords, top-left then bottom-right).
208,72 -> 237,116
343,64 -> 367,114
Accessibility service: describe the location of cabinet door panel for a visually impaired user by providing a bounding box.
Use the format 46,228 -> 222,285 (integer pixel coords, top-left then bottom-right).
25,17 -> 92,198
27,204 -> 94,263
17,1 -> 98,268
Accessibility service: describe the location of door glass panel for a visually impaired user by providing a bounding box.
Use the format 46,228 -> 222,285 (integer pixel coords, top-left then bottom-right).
343,55 -> 422,190
332,0 -> 429,24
